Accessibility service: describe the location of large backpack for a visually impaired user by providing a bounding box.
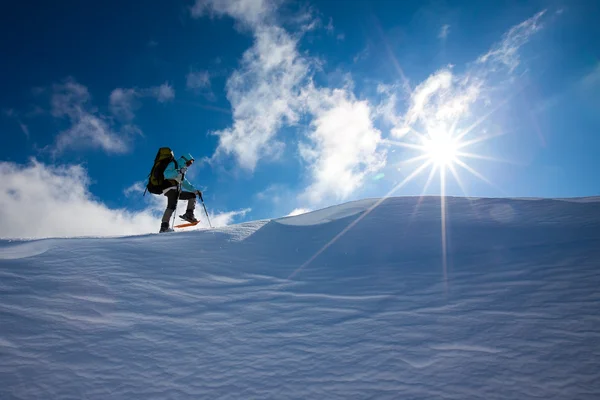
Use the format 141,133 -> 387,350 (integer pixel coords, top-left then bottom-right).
146,147 -> 178,194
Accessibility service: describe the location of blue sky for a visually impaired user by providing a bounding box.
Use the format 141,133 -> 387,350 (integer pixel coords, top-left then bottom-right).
1,0 -> 599,237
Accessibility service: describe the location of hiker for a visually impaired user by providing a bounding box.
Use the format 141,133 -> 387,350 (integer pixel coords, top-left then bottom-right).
145,148 -> 202,233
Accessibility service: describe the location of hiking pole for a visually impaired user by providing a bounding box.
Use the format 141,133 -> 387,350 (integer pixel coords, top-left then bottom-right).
198,192 -> 212,228
171,184 -> 181,230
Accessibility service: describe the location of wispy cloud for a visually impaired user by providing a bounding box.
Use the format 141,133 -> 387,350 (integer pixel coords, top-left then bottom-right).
149,83 -> 175,103
380,10 -> 548,146
50,78 -> 130,155
186,70 -> 215,100
2,108 -> 16,117
580,62 -> 600,89
19,123 -> 30,138
109,82 -> 176,123
51,78 -> 91,118
190,0 -> 275,29
186,70 -> 211,90
438,24 -> 450,40
391,69 -> 483,139
54,115 -> 129,155
478,10 -> 547,71
193,0 -> 386,206
324,17 -> 344,40
210,24 -> 310,170
109,88 -> 139,121
2,108 -> 30,139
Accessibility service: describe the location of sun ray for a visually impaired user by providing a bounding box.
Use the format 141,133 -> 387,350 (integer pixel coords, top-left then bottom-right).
383,139 -> 425,151
289,160 -> 433,279
455,96 -> 511,142
456,131 -> 506,149
394,153 -> 431,167
455,152 -> 519,165
453,159 -> 504,194
440,167 -> 448,294
447,162 -> 468,196
403,164 -> 439,235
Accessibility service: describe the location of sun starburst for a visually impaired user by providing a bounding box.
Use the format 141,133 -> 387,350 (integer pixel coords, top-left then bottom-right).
384,122 -> 505,291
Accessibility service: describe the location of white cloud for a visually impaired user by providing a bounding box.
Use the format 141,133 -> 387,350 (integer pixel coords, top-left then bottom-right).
212,25 -> 309,170
478,10 -> 547,71
287,208 -> 310,216
209,208 -> 251,227
379,68 -> 485,147
109,82 -> 176,121
0,160 -> 159,239
394,69 -> 483,138
385,12 -> 546,141
109,88 -> 139,121
50,78 -> 130,155
0,160 -> 251,239
186,71 -> 211,90
54,114 -> 129,155
438,24 -> 450,40
300,87 -> 387,204
190,0 -> 275,28
195,0 -> 386,205
51,78 -> 91,118
375,84 -> 404,127
149,83 -> 175,103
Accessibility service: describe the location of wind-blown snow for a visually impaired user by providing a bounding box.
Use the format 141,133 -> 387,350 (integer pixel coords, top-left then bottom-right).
1,196 -> 600,399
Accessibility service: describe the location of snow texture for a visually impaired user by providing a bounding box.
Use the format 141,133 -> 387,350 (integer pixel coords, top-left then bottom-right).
1,196 -> 600,399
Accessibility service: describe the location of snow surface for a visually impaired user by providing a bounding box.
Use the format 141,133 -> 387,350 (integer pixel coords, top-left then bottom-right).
1,196 -> 600,399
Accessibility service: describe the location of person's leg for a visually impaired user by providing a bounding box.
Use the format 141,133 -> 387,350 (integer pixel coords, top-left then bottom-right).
179,191 -> 196,212
178,192 -> 198,222
160,189 -> 179,230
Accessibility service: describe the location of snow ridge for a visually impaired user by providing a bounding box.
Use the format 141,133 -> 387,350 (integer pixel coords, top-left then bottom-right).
1,196 -> 600,399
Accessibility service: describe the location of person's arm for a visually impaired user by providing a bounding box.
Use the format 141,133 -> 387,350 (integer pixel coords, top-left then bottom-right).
163,161 -> 180,181
181,177 -> 198,193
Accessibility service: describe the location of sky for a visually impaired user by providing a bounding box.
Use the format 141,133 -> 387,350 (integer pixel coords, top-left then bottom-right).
1,0 -> 599,238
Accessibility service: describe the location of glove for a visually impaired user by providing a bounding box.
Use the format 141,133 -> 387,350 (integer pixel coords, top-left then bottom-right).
179,166 -> 188,174
195,190 -> 203,199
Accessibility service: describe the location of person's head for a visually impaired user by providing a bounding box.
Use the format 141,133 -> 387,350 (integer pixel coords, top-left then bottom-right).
180,153 -> 195,168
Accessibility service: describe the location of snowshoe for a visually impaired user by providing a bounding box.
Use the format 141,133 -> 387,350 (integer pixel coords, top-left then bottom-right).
179,211 -> 198,223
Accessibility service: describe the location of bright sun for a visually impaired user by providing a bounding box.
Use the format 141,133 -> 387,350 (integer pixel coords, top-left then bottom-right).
422,132 -> 459,167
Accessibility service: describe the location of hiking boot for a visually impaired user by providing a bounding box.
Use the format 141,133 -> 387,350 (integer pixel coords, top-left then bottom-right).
179,210 -> 198,223
159,222 -> 174,233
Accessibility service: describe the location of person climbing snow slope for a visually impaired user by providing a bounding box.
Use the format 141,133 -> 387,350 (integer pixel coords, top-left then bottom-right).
160,152 -> 202,232
145,147 -> 202,233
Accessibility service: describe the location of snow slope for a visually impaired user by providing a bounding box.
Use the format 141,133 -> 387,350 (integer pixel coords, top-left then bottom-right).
1,196 -> 600,399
